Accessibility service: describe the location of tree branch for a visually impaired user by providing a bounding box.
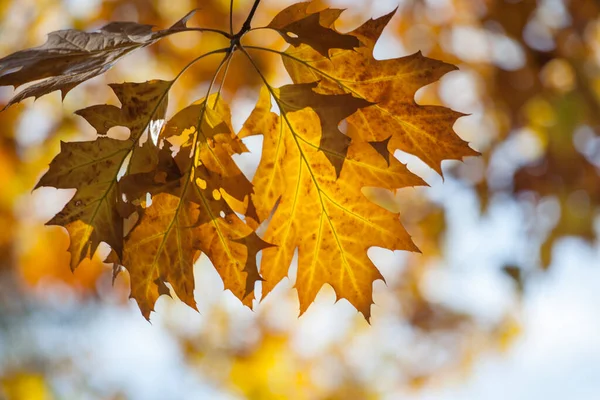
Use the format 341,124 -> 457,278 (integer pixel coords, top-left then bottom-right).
229,0 -> 235,35
238,0 -> 261,36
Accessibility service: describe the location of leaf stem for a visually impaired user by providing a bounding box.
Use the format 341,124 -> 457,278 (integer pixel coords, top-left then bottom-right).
173,27 -> 232,39
214,52 -> 235,107
246,27 -> 271,33
174,47 -> 230,83
243,45 -> 365,100
194,52 -> 233,146
242,45 -> 285,56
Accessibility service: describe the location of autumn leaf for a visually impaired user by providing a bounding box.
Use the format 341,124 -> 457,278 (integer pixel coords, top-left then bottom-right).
0,10 -> 195,107
36,138 -> 130,271
0,1 -> 477,320
240,86 -> 424,320
122,94 -> 266,318
35,80 -> 170,270
266,2 -> 360,57
235,5 -> 473,319
277,9 -> 478,174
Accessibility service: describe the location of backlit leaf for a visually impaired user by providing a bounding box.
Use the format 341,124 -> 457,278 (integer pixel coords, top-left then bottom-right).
3,1 -> 478,320
241,87 -> 425,320
0,10 -> 194,107
36,80 -> 170,269
267,2 -> 360,58
281,10 -> 478,174
122,96 -> 265,318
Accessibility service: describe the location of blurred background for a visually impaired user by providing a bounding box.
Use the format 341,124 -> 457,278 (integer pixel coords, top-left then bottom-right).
0,0 -> 599,398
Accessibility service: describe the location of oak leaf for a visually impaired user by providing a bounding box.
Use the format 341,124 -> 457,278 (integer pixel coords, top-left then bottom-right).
235,5 -> 474,319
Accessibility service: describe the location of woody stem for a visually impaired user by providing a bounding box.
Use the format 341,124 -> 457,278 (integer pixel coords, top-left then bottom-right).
233,0 -> 261,42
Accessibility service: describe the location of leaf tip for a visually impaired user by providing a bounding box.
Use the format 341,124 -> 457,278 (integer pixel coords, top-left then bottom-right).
60,88 -> 70,101
411,240 -> 422,254
171,9 -> 198,30
359,306 -> 372,324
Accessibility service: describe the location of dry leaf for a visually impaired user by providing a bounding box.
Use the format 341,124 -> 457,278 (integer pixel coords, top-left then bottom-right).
0,10 -> 194,107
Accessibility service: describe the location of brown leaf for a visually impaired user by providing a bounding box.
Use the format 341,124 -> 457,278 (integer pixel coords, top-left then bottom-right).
282,10 -> 478,175
76,80 -> 170,142
36,80 -> 171,269
36,138 -> 130,270
274,82 -> 372,176
267,2 -> 360,57
0,11 -> 194,107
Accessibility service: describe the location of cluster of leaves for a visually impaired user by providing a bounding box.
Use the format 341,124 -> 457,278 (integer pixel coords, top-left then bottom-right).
0,1 -> 475,320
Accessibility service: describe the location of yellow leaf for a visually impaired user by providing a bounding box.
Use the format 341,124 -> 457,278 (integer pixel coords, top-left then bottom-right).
123,97 -> 267,318
281,10 -> 478,174
241,87 -> 424,320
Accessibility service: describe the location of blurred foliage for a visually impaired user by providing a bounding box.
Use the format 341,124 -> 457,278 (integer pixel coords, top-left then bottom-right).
0,0 -> 598,398
392,0 -> 600,267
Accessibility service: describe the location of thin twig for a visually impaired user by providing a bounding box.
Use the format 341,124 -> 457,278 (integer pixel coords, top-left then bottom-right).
229,0 -> 235,35
238,0 -> 261,36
